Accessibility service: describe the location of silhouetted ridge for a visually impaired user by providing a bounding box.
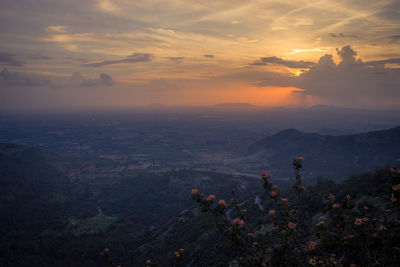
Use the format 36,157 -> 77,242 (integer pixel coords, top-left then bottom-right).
247,128 -> 322,154
272,128 -> 305,137
246,126 -> 400,179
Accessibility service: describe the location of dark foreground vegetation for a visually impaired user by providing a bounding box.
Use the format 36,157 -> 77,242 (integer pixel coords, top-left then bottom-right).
183,159 -> 400,266
1,142 -> 399,266
99,159 -> 400,266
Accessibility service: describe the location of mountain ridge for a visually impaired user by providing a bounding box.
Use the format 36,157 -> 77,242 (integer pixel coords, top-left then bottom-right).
246,126 -> 400,180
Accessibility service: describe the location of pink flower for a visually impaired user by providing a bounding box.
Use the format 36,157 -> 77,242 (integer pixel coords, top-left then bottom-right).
232,217 -> 245,228
288,221 -> 296,229
174,252 -> 180,258
180,248 -> 184,253
261,172 -> 270,178
392,184 -> 400,192
362,217 -> 369,223
391,168 -> 400,174
309,259 -> 317,266
296,157 -> 304,161
328,194 -> 335,200
253,242 -> 259,247
206,195 -> 216,201
345,194 -> 351,200
270,191 -> 278,197
354,218 -> 363,226
308,241 -> 318,250
191,188 -> 198,195
379,225 -> 387,231
316,221 -> 325,227
329,255 -> 336,264
391,194 -> 398,202
344,234 -> 354,240
332,203 -> 340,209
247,233 -> 254,237
273,185 -> 279,190
268,210 -> 276,216
218,199 -> 227,207
281,198 -> 288,205
146,259 -> 152,265
363,205 -> 369,210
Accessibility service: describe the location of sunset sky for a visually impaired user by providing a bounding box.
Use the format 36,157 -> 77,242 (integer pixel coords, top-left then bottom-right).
1,0 -> 399,109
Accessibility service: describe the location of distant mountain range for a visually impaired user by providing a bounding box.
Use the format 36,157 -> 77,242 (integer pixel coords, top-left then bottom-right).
246,126 -> 400,180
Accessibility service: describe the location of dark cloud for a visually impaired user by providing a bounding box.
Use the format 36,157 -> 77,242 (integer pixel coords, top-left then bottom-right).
99,73 -> 114,86
64,56 -> 89,63
388,34 -> 400,43
168,57 -> 184,62
365,58 -> 400,66
0,68 -> 50,86
0,70 -> 116,110
292,89 -> 304,94
84,53 -> 153,67
336,45 -> 359,64
69,72 -> 114,86
251,56 -> 315,68
329,33 -> 359,39
30,54 -> 52,60
203,54 -> 215,58
0,68 -> 115,88
0,52 -> 25,67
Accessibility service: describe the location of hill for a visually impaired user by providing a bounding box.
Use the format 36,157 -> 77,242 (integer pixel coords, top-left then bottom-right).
122,163 -> 400,266
0,143 -> 72,233
245,126 -> 400,180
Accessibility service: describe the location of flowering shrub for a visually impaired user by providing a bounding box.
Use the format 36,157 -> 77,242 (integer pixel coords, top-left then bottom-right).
191,159 -> 400,266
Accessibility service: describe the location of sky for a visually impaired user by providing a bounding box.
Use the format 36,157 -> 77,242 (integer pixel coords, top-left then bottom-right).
0,0 -> 399,110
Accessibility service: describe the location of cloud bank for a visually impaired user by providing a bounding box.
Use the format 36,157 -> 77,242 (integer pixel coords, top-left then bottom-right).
69,72 -> 114,87
256,46 -> 400,106
84,53 -> 153,67
0,52 -> 25,67
0,68 -> 114,88
0,68 -> 50,86
252,56 -> 315,68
